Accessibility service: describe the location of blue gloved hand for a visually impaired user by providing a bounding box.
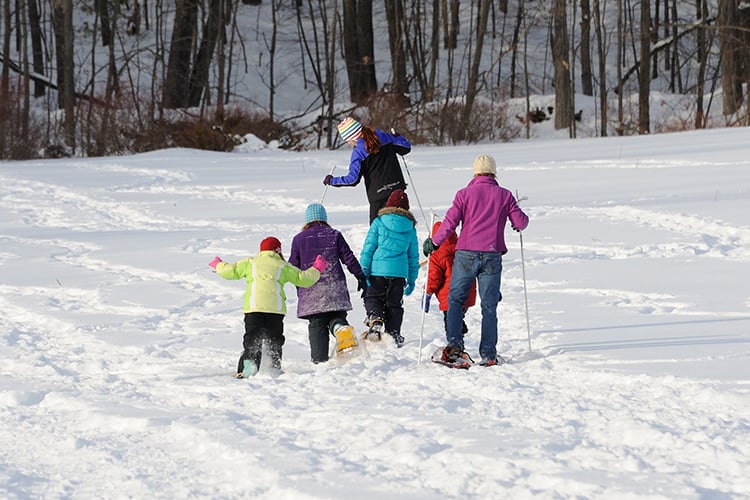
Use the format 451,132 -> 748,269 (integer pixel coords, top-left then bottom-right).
404,281 -> 415,296
421,293 -> 431,312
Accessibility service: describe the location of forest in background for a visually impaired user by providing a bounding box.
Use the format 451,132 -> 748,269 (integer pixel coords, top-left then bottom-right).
1,0 -> 749,159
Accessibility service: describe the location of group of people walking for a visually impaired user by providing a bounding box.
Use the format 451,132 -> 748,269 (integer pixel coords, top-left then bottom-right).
209,117 -> 528,377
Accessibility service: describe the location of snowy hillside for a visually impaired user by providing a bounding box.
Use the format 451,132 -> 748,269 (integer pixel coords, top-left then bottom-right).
1,128 -> 749,498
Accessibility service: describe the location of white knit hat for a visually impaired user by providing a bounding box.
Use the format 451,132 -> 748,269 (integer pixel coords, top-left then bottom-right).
473,154 -> 497,175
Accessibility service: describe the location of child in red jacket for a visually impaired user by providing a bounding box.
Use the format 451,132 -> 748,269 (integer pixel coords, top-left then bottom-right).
425,221 -> 476,339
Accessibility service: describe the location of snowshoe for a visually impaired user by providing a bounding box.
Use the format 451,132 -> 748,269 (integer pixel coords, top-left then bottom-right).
478,355 -> 506,367
334,324 -> 359,354
361,316 -> 385,342
431,346 -> 474,369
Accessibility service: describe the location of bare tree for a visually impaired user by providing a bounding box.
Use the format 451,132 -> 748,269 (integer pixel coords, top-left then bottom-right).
456,0 -> 491,142
694,0 -> 709,129
719,0 -> 743,115
384,0 -> 409,107
164,0 -> 198,108
579,0 -> 593,96
342,0 -> 377,103
616,0 -> 623,133
426,0 -> 440,102
509,0 -> 524,97
188,0 -> 223,108
1,0 -> 9,96
552,0 -> 573,130
639,0 -> 650,134
51,0 -> 75,147
593,0 -> 608,136
27,0 -> 44,97
442,0 -> 459,49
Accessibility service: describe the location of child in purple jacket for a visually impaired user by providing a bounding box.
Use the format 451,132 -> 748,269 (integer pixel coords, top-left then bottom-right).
289,203 -> 368,363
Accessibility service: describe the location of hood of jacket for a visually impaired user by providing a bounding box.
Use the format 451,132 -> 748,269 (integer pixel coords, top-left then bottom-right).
377,206 -> 417,228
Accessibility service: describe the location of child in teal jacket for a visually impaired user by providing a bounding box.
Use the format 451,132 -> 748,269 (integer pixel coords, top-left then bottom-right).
360,190 -> 420,347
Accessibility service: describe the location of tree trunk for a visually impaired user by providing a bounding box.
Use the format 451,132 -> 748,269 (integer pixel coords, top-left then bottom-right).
425,0 -> 439,102
580,0 -> 593,96
593,0 -> 608,136
638,0 -> 650,134
552,0 -> 572,130
670,0 -> 682,92
96,0 -> 112,46
719,0 -> 742,115
188,0 -> 222,108
695,0 -> 708,129
164,0 -> 198,109
342,0 -> 377,103
616,0 -> 623,133
510,0 -> 523,97
384,0 -> 409,107
27,0 -> 45,97
443,0 -> 459,49
456,0 -> 490,142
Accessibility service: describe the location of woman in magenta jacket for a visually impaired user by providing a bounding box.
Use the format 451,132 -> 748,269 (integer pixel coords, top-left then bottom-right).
423,154 -> 529,366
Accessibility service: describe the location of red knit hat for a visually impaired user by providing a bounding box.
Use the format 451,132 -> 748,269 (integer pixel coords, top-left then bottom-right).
386,189 -> 409,210
259,236 -> 282,254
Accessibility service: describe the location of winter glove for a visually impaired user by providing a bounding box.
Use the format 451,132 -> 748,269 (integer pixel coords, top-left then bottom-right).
404,281 -> 415,297
357,275 -> 368,299
323,174 -> 333,186
511,225 -> 521,232
312,255 -> 328,273
208,256 -> 223,271
422,238 -> 439,257
421,292 -> 431,313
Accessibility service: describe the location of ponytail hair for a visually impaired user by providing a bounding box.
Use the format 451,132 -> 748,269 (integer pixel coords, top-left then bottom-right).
362,126 -> 381,155
302,220 -> 330,231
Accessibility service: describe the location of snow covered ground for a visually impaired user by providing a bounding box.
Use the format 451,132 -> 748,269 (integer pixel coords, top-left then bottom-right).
1,128 -> 749,498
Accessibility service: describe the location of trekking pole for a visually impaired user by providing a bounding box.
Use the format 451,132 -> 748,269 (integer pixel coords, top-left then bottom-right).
391,128 -> 429,234
516,190 -> 532,352
320,164 -> 335,204
417,211 -> 437,366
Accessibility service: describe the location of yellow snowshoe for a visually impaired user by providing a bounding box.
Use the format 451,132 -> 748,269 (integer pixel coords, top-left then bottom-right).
334,325 -> 358,354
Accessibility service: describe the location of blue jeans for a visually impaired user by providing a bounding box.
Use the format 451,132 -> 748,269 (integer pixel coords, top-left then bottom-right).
447,250 -> 503,359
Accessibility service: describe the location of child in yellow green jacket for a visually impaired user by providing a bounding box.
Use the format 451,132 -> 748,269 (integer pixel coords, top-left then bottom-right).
209,236 -> 327,377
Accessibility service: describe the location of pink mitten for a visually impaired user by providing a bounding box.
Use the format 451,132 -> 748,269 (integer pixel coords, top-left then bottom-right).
312,255 -> 328,273
208,256 -> 223,270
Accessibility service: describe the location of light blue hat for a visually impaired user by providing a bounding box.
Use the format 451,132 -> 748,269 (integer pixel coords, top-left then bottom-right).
305,203 -> 327,223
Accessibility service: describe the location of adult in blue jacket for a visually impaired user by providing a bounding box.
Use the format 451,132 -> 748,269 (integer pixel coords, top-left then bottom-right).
323,117 -> 412,224
359,190 -> 420,347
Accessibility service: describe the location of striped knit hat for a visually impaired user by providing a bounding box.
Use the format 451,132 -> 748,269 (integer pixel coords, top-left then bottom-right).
305,203 -> 328,223
337,117 -> 363,142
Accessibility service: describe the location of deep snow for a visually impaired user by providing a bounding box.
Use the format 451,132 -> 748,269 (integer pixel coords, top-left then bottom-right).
1,127 -> 749,498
